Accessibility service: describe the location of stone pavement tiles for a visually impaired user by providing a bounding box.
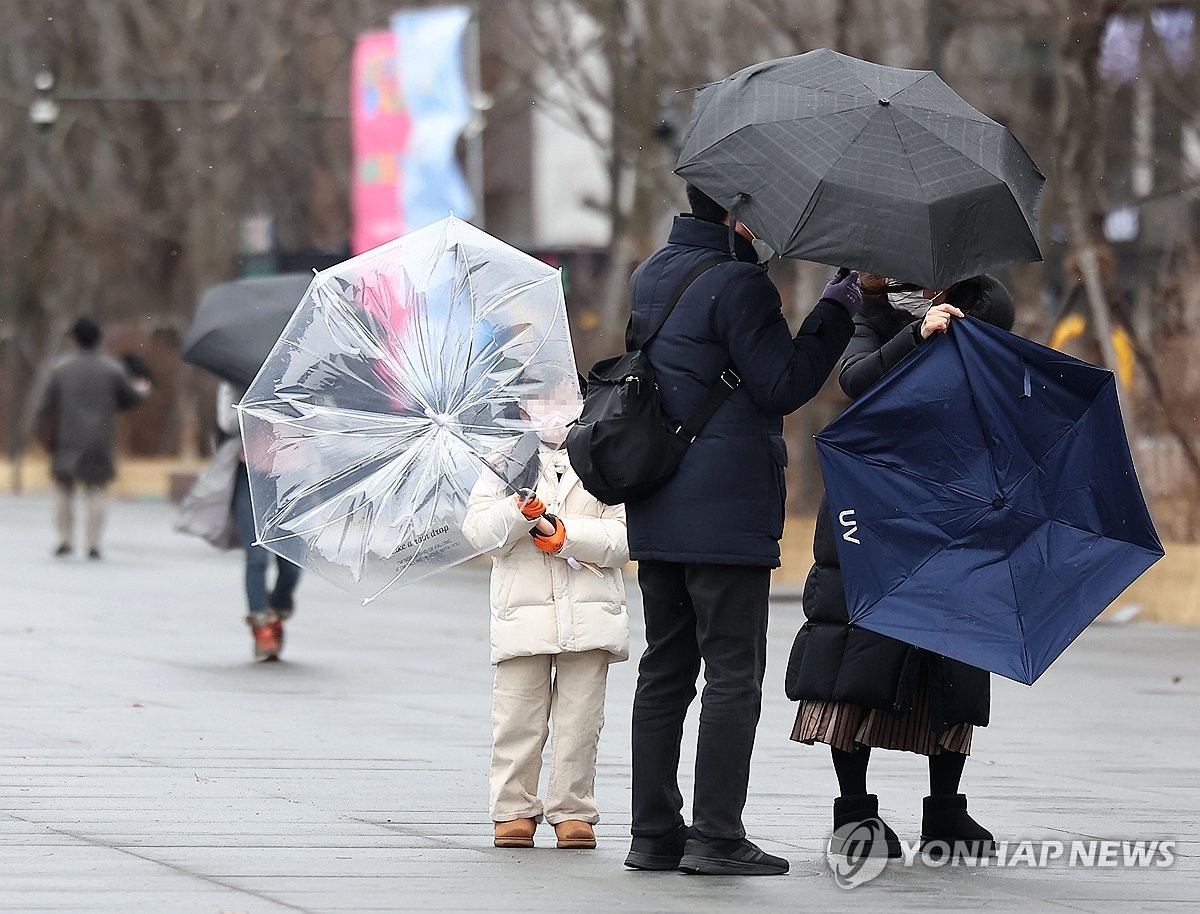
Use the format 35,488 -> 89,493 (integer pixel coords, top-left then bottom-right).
0,494 -> 1196,913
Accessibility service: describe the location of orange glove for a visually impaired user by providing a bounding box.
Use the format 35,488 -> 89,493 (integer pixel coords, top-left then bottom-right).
516,493 -> 546,520
532,515 -> 566,554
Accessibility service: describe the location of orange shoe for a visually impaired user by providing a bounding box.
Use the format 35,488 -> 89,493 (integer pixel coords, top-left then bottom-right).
247,613 -> 282,662
553,820 -> 596,849
494,818 -> 537,848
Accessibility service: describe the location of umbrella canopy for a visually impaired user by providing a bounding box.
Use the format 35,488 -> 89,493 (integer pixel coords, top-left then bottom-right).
183,274 -> 314,388
815,318 -> 1163,684
237,215 -> 579,601
676,48 -> 1045,289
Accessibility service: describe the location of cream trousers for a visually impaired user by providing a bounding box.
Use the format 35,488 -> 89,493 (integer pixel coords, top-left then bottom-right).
56,484 -> 108,552
490,649 -> 610,825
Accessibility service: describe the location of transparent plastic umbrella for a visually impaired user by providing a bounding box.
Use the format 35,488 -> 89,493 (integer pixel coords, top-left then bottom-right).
237,216 -> 580,601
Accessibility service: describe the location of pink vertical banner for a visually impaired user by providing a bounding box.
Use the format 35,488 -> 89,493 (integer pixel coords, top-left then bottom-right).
351,31 -> 411,254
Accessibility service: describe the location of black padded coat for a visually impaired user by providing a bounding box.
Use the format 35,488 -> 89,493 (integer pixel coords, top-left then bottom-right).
785,297 -> 991,731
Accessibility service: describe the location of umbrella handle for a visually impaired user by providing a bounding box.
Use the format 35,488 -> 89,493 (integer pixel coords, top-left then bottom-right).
516,487 -> 558,536
517,487 -> 603,576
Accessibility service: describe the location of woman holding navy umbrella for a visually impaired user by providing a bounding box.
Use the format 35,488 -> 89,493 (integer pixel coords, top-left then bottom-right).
786,273 -> 1015,860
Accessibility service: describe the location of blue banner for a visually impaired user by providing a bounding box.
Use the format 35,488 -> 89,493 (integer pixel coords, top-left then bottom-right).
392,5 -> 475,231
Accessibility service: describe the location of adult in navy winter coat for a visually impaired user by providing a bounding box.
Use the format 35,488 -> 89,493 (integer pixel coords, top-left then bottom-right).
623,185 -> 862,877
786,273 -> 1015,861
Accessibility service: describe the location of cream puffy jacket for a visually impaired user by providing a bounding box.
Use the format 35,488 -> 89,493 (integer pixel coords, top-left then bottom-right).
463,446 -> 630,665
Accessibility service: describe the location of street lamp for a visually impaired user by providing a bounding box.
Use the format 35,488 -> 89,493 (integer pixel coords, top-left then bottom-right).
29,68 -> 59,131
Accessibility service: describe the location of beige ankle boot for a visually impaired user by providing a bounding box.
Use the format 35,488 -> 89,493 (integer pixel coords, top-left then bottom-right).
494,817 -> 537,848
553,820 -> 596,849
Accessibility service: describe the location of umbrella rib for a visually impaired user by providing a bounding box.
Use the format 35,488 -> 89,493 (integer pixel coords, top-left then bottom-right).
1001,537 -> 1034,683
891,71 -> 998,126
451,274 -> 558,413
820,51 -> 928,99
882,105 -> 932,208
816,438 -> 995,507
891,107 -> 1042,240
455,293 -> 569,422
951,332 -> 1004,499
1001,375 -> 1162,552
314,279 -> 438,415
364,428 -> 482,601
781,113 -> 884,253
680,105 -> 874,171
263,431 -> 432,535
863,495 -> 998,613
242,405 -> 429,438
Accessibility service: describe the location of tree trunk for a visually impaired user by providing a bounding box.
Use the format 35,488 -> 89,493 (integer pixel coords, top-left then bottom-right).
1053,3 -> 1125,396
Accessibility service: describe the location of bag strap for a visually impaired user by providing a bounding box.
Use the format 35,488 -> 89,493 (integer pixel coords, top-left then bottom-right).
676,366 -> 741,442
632,256 -> 726,350
628,254 -> 742,442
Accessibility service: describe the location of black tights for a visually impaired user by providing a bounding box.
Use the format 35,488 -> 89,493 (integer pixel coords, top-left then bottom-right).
831,746 -> 967,797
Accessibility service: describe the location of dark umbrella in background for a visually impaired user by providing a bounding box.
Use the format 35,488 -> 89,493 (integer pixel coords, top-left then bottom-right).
676,48 -> 1045,288
183,274 -> 314,388
815,318 -> 1163,685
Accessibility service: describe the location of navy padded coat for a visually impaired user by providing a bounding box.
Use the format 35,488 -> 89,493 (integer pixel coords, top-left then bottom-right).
624,215 -> 854,567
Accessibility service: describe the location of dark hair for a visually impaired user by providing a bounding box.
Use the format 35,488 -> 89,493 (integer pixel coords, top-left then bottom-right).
686,184 -> 728,224
946,275 -> 1015,332
71,317 -> 102,350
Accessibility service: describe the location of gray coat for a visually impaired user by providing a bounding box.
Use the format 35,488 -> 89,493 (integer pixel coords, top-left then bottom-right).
37,351 -> 143,486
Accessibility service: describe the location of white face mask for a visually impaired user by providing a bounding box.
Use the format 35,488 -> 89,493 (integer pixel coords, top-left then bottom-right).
888,287 -> 932,316
750,238 -> 776,263
524,401 -> 582,448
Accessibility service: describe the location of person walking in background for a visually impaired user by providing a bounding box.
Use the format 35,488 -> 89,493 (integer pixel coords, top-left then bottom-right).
37,317 -> 150,560
623,185 -> 862,877
786,273 -> 1015,861
217,381 -> 302,662
463,385 -> 629,851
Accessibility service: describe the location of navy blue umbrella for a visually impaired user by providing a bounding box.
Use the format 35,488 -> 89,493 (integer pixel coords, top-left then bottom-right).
815,318 -> 1163,684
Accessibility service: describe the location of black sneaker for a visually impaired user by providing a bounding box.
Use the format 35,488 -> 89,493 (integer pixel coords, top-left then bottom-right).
678,834 -> 789,876
87,548 -> 102,561
625,827 -> 688,871
53,544 -> 71,558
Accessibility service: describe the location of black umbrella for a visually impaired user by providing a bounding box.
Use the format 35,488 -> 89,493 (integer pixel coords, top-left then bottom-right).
183,274 -> 314,388
676,48 -> 1045,289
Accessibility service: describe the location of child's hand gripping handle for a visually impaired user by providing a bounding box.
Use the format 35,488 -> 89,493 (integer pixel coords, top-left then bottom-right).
515,488 -> 604,576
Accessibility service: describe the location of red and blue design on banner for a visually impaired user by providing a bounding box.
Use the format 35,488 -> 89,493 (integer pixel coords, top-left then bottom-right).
351,8 -> 474,255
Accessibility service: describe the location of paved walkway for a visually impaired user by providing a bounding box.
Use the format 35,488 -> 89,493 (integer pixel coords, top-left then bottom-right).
0,494 -> 1196,913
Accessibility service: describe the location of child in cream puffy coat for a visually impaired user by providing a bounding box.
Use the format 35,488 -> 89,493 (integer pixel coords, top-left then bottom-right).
463,430 -> 629,851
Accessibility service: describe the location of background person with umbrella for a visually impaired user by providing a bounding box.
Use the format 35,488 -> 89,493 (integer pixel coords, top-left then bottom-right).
221,380 -> 302,662
786,274 -> 1015,859
180,275 -> 311,661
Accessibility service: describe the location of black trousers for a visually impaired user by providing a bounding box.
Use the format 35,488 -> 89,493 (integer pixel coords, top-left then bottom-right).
631,560 -> 771,841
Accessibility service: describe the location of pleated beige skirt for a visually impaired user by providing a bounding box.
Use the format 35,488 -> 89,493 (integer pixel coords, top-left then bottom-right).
790,668 -> 973,756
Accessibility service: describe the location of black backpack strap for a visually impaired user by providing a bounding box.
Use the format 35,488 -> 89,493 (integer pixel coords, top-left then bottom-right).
675,366 -> 741,442
633,256 -> 726,350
